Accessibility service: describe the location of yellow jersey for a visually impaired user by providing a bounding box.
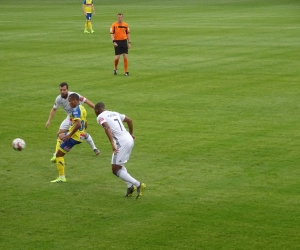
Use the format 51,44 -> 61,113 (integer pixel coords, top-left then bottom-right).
83,0 -> 93,13
69,104 -> 87,142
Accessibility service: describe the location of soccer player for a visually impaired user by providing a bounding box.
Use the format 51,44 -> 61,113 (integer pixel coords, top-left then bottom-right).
110,13 -> 131,76
51,94 -> 86,183
46,82 -> 100,162
94,102 -> 146,199
82,0 -> 95,33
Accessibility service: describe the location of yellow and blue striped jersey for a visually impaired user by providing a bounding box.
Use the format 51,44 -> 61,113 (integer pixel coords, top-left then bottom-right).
69,104 -> 87,142
83,0 -> 93,13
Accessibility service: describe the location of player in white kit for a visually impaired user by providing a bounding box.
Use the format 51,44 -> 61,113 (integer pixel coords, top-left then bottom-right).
94,102 -> 146,199
46,82 -> 100,162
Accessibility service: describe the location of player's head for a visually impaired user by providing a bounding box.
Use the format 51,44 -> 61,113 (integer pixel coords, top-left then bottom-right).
59,82 -> 69,98
94,102 -> 106,116
117,13 -> 123,23
68,93 -> 80,108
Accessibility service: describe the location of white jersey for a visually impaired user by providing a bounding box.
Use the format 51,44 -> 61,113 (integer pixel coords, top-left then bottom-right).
97,110 -> 132,145
53,91 -> 86,115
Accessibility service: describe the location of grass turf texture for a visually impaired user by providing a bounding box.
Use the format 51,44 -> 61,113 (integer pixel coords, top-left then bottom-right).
0,0 -> 299,249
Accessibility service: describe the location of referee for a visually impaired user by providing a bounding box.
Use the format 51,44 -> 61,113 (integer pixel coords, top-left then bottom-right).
110,13 -> 131,76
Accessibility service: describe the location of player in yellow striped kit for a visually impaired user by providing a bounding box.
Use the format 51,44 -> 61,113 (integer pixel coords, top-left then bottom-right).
82,0 -> 96,33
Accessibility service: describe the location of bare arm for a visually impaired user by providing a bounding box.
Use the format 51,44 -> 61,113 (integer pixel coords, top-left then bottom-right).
84,98 -> 95,109
92,4 -> 95,14
82,4 -> 86,16
123,116 -> 135,139
127,33 -> 131,49
46,108 -> 57,129
63,120 -> 81,141
111,33 -> 118,47
102,122 -> 118,153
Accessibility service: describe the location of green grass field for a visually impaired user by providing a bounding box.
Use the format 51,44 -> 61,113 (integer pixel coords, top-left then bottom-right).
1,0 -> 299,249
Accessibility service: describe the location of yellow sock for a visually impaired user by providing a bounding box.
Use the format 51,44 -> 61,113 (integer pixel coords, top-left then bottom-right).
56,157 -> 65,177
84,21 -> 88,30
88,21 -> 93,31
55,138 -> 62,153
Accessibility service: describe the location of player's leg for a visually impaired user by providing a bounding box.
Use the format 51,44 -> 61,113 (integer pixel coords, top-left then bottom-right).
123,53 -> 129,76
112,163 -> 140,188
121,165 -> 137,196
84,22 -> 89,33
112,163 -> 146,198
84,14 -> 90,33
114,53 -> 121,75
84,132 -> 100,155
51,149 -> 67,183
51,138 -> 81,183
87,13 -> 94,33
121,41 -> 129,76
111,141 -> 146,197
50,117 -> 69,162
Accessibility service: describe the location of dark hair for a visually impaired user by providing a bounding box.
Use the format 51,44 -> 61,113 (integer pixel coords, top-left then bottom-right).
95,102 -> 105,110
69,93 -> 79,101
59,82 -> 69,89
117,13 -> 123,16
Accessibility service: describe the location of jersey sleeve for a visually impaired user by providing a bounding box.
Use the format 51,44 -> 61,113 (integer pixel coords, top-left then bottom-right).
74,92 -> 86,104
53,96 -> 61,109
97,115 -> 106,125
79,96 -> 86,104
71,107 -> 81,120
119,113 -> 126,121
110,23 -> 115,34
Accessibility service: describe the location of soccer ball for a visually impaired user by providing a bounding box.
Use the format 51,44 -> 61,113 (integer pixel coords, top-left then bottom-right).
12,138 -> 26,151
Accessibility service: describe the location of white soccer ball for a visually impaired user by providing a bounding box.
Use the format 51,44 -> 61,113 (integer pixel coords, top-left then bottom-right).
12,138 -> 26,151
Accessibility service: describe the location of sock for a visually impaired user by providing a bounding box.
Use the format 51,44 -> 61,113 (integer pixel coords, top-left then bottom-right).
55,138 -> 62,153
117,169 -> 139,187
56,157 -> 65,177
121,166 -> 132,188
88,21 -> 93,31
124,58 -> 128,73
85,133 -> 97,150
84,21 -> 88,30
114,59 -> 119,70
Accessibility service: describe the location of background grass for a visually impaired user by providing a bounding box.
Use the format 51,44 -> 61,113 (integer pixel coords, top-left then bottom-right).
0,0 -> 299,249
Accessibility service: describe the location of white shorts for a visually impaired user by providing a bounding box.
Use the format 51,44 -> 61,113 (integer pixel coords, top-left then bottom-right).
59,116 -> 70,131
111,140 -> 134,165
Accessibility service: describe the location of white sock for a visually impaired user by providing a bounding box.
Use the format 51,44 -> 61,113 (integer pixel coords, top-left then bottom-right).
121,165 -> 132,188
85,133 -> 97,150
117,170 -> 139,187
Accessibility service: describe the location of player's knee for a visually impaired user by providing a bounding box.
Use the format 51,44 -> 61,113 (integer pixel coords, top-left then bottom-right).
84,133 -> 90,139
56,150 -> 64,157
112,165 -> 121,176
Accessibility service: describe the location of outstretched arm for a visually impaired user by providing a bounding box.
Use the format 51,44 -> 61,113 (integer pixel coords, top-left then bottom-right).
46,108 -> 57,129
84,98 -> 95,109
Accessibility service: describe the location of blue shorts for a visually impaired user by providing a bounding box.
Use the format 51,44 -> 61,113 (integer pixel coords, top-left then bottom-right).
59,138 -> 81,154
86,13 -> 92,21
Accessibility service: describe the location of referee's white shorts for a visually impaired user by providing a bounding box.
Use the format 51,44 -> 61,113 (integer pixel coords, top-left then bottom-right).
59,116 -> 71,130
111,140 -> 134,165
